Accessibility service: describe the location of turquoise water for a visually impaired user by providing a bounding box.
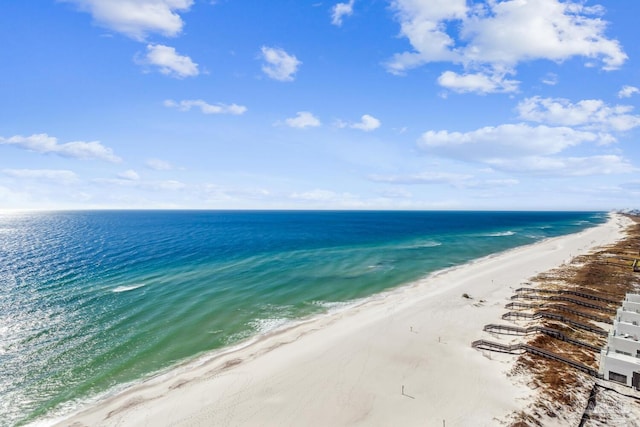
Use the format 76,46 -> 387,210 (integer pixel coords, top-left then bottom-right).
0,210 -> 606,426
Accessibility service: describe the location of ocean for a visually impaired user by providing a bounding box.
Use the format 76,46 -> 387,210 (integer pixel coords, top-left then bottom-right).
0,210 -> 607,426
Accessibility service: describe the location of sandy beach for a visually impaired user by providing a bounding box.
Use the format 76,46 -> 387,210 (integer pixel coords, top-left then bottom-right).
55,214 -> 631,427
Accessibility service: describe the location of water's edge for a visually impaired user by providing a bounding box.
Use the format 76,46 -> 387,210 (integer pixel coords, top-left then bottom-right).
41,213 -> 613,427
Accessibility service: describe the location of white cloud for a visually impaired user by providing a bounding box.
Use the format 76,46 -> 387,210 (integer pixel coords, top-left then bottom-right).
150,179 -> 186,191
437,71 -> 519,94
517,96 -> 640,132
331,0 -> 355,26
164,99 -> 247,115
370,171 -> 473,186
284,111 -> 321,129
94,177 -> 186,191
260,46 -> 301,82
142,44 -> 199,78
378,187 -> 413,199
146,158 -> 173,170
478,178 -> 520,188
388,0 -> 627,92
386,0 -> 465,75
0,133 -> 121,162
419,124 -> 598,160
2,169 -> 79,185
0,184 -> 31,206
618,85 -> 640,99
417,123 -> 633,176
201,184 -> 270,202
118,169 -> 140,180
62,0 -> 193,40
541,73 -> 558,86
370,172 -> 521,189
338,114 -> 381,131
488,155 -> 634,176
290,189 -> 341,201
289,189 -> 362,207
352,114 -> 381,131
460,0 -> 626,70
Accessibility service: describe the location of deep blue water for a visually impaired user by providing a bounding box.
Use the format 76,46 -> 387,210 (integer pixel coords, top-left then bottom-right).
0,210 -> 607,426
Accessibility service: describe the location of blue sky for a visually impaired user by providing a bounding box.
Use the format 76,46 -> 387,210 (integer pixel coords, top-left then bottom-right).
1,0 -> 639,210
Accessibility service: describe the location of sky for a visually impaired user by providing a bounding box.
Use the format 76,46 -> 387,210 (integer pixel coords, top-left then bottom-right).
1,0 -> 639,211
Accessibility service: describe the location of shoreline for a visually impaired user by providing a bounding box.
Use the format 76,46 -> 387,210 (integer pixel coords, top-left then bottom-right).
51,213 -> 631,426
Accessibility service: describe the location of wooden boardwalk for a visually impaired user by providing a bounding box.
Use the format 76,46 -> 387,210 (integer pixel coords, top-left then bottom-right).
504,301 -> 613,324
514,287 -> 619,304
483,323 -> 603,352
510,293 -> 616,314
501,311 -> 608,336
471,339 -> 600,377
472,285 -> 620,380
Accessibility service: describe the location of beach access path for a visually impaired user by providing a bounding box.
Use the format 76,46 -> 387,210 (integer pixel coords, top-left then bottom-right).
56,214 -> 631,427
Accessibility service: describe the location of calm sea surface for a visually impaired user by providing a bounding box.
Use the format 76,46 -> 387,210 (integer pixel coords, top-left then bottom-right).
0,210 -> 606,426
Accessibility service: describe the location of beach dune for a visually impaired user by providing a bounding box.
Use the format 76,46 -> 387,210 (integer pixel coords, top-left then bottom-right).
57,214 -> 630,426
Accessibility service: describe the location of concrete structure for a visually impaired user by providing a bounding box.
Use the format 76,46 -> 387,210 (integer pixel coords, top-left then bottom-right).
599,294 -> 640,389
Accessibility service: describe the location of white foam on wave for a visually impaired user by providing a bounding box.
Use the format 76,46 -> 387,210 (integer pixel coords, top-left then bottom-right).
524,234 -> 543,240
400,241 -> 442,249
112,283 -> 146,293
250,317 -> 291,335
484,231 -> 516,237
311,300 -> 357,312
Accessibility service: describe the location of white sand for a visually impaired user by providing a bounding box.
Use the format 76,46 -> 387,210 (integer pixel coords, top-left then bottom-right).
56,214 -> 631,427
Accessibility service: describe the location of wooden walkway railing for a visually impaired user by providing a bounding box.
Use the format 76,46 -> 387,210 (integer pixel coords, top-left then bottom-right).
514,287 -> 619,304
483,323 -> 603,352
471,339 -> 600,377
510,294 -> 616,314
504,301 -> 613,324
501,311 -> 608,336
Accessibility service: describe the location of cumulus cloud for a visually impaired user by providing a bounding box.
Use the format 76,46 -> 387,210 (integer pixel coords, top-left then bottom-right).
388,0 -> 627,93
2,169 -> 79,185
118,169 -> 140,180
146,158 -> 173,170
331,0 -> 355,26
517,96 -> 640,132
0,133 -> 121,162
417,123 -> 633,176
420,124 -> 598,159
460,0 -> 626,69
62,0 -> 193,40
260,46 -> 301,82
437,71 -> 519,94
142,44 -> 199,78
618,85 -> 640,99
284,111 -> 321,129
351,114 -> 381,131
338,114 -> 381,131
386,0 -> 466,75
164,99 -> 247,115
